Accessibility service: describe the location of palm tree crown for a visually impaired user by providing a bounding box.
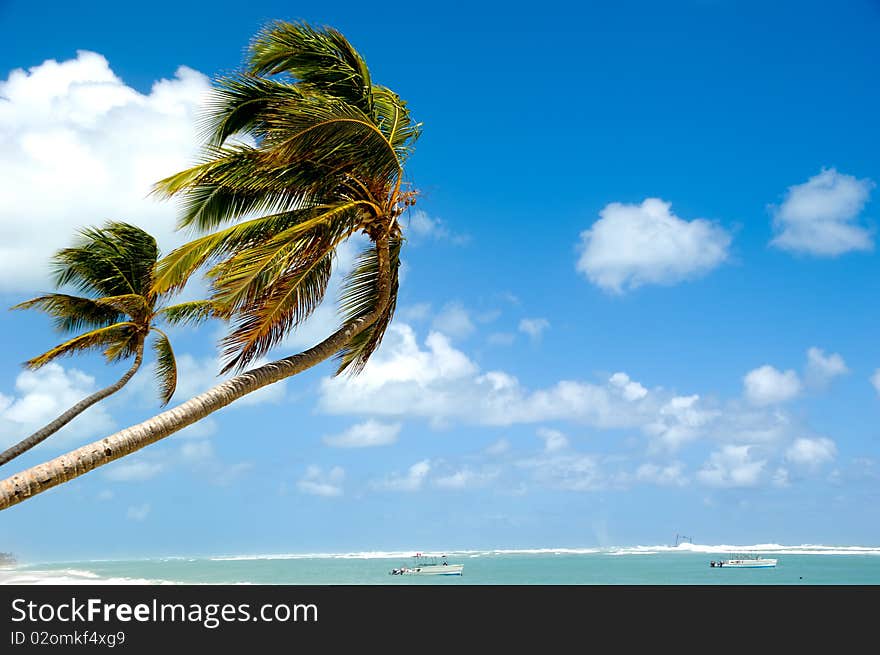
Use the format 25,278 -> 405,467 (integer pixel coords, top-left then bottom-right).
153,20 -> 421,374
14,221 -> 212,405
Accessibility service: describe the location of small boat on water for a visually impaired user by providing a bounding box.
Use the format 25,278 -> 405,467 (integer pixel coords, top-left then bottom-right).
390,553 -> 463,576
710,553 -> 777,568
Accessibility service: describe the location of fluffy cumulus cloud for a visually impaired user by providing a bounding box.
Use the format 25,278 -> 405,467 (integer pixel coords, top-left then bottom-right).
297,466 -> 345,497
785,437 -> 837,469
805,347 -> 848,387
322,420 -> 401,448
0,363 -> 115,449
696,445 -> 766,488
0,51 -> 212,291
608,372 -> 648,401
536,427 -> 569,452
576,198 -> 731,293
319,324 -> 664,428
320,323 -> 816,459
743,365 -> 801,406
770,168 -> 875,256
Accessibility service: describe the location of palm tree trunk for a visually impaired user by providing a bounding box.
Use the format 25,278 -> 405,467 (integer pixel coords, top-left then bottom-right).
0,236 -> 392,511
0,342 -> 145,468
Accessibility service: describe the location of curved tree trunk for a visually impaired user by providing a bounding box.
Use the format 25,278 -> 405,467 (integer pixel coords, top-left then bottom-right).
0,342 -> 145,468
0,236 -> 392,511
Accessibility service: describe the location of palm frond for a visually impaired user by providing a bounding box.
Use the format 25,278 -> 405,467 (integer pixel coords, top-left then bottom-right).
151,329 -> 178,405
207,203 -> 363,314
24,322 -> 138,369
219,252 -> 333,373
151,208 -> 332,294
335,239 -> 401,375
11,293 -> 123,333
248,21 -> 373,114
52,223 -> 158,298
202,74 -> 307,146
371,85 -> 422,161
156,300 -> 220,327
95,294 -> 151,319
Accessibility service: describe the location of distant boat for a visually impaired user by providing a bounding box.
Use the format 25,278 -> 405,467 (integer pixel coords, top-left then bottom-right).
710,553 -> 777,568
390,553 -> 463,576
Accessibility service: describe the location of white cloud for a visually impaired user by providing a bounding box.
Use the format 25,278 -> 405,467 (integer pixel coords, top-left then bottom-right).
644,395 -> 717,451
0,51 -> 212,291
785,437 -> 837,469
319,324 -> 806,464
635,462 -> 688,486
696,445 -> 766,488
297,465 -> 345,497
0,363 -> 115,449
431,302 -> 475,339
743,365 -> 801,405
770,168 -> 875,256
805,347 -> 848,387
536,427 -> 569,452
609,372 -> 648,401
374,459 -> 431,492
104,460 -> 165,482
323,420 -> 401,448
518,318 -> 550,341
126,503 -> 151,521
576,198 -> 731,293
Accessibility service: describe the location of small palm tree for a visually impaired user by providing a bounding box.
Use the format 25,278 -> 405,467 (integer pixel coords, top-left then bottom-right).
0,21 -> 421,508
0,222 -> 212,467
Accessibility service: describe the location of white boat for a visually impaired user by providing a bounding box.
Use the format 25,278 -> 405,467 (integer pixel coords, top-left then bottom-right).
710,553 -> 777,568
390,554 -> 463,576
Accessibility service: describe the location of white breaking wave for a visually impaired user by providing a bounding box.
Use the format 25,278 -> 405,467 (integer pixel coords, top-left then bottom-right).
208,543 -> 880,561
4,542 -> 879,584
0,567 -> 174,585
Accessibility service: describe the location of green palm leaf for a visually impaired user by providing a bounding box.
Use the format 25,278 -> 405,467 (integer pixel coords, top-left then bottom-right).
11,294 -> 123,333
24,322 -> 138,369
248,20 -> 373,113
335,239 -> 401,375
151,329 -> 178,405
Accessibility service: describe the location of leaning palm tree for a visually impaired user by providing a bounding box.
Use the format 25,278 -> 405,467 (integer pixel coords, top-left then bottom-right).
0,222 -> 212,468
0,20 -> 420,509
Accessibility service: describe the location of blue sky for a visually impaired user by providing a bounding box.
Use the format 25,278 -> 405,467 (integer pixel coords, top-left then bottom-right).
0,0 -> 878,560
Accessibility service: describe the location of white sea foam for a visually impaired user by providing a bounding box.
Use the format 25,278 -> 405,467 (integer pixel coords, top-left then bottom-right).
0,567 -> 174,585
4,542 -> 878,585
208,543 -> 880,560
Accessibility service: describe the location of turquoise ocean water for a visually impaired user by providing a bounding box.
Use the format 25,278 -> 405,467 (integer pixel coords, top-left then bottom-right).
3,545 -> 880,584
